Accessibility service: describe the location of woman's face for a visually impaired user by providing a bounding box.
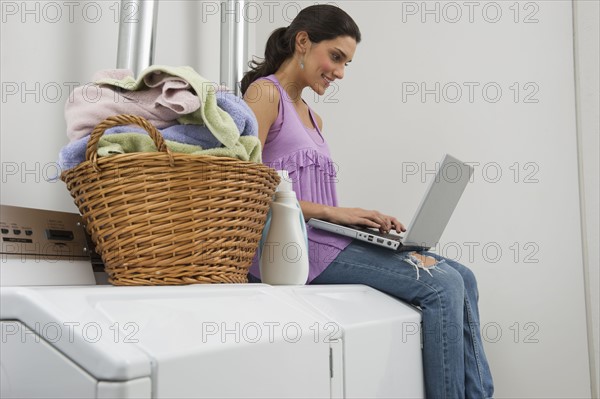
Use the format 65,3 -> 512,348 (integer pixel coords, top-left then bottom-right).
302,35 -> 357,95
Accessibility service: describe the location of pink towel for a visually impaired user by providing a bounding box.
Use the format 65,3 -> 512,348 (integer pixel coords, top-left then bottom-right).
142,71 -> 199,114
65,69 -> 201,141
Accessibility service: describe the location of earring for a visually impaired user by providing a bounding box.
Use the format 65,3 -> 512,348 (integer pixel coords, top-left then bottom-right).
300,60 -> 304,70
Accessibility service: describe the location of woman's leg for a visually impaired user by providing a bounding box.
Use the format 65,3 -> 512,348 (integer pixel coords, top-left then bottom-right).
425,252 -> 495,398
311,240 -> 469,398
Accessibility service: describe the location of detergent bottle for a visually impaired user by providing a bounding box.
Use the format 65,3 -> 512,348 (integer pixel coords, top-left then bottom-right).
259,170 -> 309,285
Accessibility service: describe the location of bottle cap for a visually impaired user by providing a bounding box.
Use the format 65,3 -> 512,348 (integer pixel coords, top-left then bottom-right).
276,170 -> 293,192
274,191 -> 297,200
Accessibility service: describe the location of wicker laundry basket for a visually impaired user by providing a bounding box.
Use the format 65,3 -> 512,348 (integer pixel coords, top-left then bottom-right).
61,114 -> 279,286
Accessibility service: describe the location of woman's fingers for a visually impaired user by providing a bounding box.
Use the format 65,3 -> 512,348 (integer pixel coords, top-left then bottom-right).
372,214 -> 406,234
337,208 -> 405,234
390,217 -> 406,233
364,211 -> 392,232
358,214 -> 380,228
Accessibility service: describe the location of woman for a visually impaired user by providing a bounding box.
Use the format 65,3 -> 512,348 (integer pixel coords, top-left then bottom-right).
242,5 -> 494,398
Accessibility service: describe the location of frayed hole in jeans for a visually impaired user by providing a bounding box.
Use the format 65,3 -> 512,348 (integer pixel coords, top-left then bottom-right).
405,252 -> 441,279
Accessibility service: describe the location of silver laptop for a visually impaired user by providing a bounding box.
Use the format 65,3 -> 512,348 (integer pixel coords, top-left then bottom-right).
308,154 -> 474,251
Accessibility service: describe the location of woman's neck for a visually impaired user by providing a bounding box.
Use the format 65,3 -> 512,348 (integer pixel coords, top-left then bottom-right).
274,60 -> 307,104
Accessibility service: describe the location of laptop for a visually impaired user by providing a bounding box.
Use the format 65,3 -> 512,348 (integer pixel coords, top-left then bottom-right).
308,154 -> 474,251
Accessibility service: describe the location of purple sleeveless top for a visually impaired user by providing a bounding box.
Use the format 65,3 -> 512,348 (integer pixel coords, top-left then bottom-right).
249,74 -> 352,282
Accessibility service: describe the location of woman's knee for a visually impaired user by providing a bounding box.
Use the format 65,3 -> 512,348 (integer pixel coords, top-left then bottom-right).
411,259 -> 465,305
440,264 -> 466,297
461,266 -> 478,292
447,260 -> 478,292
425,252 -> 476,284
440,258 -> 480,299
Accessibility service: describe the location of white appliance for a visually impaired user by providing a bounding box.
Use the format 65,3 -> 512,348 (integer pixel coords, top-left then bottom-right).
1,2 -> 424,395
0,205 -> 425,398
1,285 -> 424,398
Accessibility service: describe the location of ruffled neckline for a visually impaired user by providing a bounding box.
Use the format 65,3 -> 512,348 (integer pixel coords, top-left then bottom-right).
264,148 -> 338,178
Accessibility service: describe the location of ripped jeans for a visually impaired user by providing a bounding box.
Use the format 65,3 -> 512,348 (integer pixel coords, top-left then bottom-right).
311,240 -> 494,399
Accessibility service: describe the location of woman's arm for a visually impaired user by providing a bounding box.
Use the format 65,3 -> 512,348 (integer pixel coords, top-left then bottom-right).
300,201 -> 405,234
243,80 -> 280,148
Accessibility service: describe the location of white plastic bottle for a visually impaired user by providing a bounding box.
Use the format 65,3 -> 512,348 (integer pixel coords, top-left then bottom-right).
259,170 -> 309,285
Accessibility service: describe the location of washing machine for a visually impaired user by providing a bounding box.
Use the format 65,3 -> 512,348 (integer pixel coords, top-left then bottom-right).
0,205 -> 424,398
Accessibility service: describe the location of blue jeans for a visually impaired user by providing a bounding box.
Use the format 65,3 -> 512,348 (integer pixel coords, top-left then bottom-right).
311,240 -> 494,399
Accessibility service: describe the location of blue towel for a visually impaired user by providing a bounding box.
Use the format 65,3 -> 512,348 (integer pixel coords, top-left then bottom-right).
57,124 -> 223,171
216,90 -> 258,138
104,124 -> 223,147
178,89 -> 258,138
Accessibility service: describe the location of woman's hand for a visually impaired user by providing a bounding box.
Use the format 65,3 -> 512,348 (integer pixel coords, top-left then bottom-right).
326,207 -> 406,234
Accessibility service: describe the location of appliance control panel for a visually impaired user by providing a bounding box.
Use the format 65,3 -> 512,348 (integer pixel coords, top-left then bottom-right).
0,204 -> 90,260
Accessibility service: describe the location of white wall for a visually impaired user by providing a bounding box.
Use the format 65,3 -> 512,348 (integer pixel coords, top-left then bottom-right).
574,1 -> 600,397
1,0 -> 597,397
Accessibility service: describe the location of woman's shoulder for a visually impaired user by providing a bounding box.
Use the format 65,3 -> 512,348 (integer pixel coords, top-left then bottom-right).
243,78 -> 283,143
244,78 -> 281,108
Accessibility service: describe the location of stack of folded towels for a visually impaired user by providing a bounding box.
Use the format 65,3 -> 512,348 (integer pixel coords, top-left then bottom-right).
58,65 -> 261,171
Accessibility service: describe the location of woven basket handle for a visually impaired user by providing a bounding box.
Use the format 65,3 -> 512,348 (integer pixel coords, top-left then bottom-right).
86,114 -> 174,171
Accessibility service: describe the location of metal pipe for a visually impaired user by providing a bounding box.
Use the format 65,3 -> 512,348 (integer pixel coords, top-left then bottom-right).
116,0 -> 159,77
220,0 -> 248,96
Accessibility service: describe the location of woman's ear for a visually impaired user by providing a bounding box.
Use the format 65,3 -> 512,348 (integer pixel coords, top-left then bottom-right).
295,31 -> 310,53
